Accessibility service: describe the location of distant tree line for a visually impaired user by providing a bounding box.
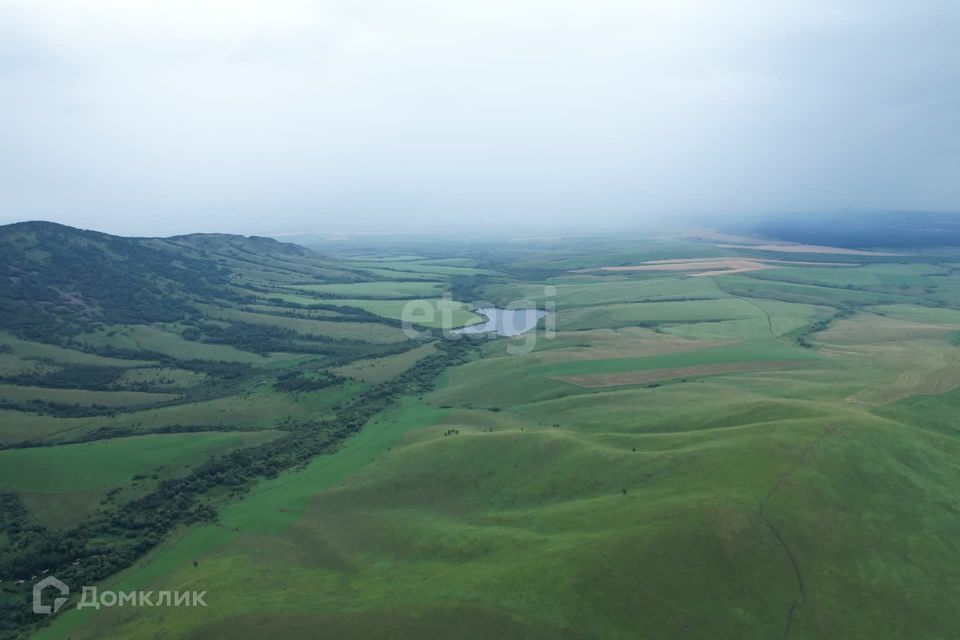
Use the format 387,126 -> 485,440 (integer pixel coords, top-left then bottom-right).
0,364 -> 125,390
273,369 -> 345,393
794,306 -> 856,348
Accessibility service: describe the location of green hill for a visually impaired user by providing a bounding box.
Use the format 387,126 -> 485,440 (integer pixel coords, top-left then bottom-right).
0,221 -> 225,340
0,222 -> 357,342
8,227 -> 960,639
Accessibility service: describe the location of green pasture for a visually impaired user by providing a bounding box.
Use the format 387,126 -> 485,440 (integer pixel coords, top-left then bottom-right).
715,275 -> 923,307
334,342 -> 438,383
243,304 -> 346,319
75,325 -> 299,363
286,281 -> 447,299
506,240 -> 723,270
530,339 -> 818,378
195,304 -> 410,343
352,267 -> 447,281
0,384 -> 177,408
555,298 -> 771,330
0,333 -> 151,367
310,298 -> 482,329
869,304 -> 960,325
0,382 -> 364,445
343,261 -> 498,277
485,276 -> 725,309
0,353 -> 57,377
0,431 -> 280,528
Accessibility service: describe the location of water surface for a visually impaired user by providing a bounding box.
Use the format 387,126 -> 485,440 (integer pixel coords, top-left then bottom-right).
453,307 -> 548,337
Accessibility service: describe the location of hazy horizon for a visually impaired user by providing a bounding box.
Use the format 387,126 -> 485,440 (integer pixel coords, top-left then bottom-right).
2,1 -> 958,237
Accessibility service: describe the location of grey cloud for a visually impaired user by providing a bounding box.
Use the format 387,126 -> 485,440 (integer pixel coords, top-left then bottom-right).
0,0 -> 957,236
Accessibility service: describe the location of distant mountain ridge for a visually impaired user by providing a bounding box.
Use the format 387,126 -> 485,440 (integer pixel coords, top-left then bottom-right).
0,221 -> 334,343
166,231 -> 314,258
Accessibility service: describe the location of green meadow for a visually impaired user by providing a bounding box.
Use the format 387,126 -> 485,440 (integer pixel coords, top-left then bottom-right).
0,384 -> 177,408
0,334 -> 150,367
0,381 -> 366,445
254,292 -> 483,328
0,431 -> 279,528
302,298 -> 482,328
555,297 -> 779,330
333,342 -> 438,383
530,338 -> 818,378
75,325 -> 295,363
195,304 -> 410,343
343,260 -> 500,277
286,280 -> 447,299
486,275 -> 726,308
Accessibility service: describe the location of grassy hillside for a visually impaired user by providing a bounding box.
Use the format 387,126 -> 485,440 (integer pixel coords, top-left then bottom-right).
8,225 -> 960,639
0,222 -> 465,636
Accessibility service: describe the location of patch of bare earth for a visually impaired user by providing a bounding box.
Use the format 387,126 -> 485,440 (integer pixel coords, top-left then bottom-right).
688,260 -> 782,277
583,258 -> 776,276
716,243 -> 904,256
552,360 -> 810,388
608,258 -> 764,270
580,257 -> 857,277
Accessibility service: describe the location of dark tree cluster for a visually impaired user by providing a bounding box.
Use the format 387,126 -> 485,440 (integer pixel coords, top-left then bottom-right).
274,369 -> 345,393
0,222 -> 232,342
0,364 -> 125,390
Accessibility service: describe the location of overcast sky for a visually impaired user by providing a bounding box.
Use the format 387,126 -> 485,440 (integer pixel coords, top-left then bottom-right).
1,0 -> 958,236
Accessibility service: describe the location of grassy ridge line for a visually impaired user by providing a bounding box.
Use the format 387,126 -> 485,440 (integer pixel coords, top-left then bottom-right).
2,339 -> 476,638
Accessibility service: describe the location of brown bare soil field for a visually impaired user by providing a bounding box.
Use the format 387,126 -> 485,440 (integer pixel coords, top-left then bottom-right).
593,258 -> 774,274
585,257 -> 856,276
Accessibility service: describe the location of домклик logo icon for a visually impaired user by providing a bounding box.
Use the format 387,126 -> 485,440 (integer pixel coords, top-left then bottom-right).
33,576 -> 69,615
